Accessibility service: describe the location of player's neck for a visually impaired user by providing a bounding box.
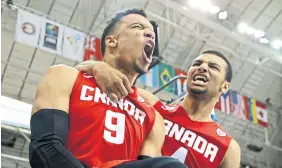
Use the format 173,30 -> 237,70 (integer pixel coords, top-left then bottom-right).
104,54 -> 138,86
181,94 -> 216,122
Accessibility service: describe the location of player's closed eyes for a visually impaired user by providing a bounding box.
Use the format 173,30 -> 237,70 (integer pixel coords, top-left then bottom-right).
192,62 -> 201,66
131,24 -> 144,29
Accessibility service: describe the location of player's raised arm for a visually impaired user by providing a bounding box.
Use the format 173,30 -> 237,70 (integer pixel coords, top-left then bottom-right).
138,111 -> 165,158
219,139 -> 241,168
29,65 -> 85,168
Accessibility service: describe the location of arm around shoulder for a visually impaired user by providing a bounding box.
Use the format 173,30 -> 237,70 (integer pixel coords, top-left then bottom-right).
220,139 -> 241,168
138,111 -> 165,157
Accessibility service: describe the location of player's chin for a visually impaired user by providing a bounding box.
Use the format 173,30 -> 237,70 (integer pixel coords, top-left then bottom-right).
134,61 -> 149,74
190,87 -> 207,95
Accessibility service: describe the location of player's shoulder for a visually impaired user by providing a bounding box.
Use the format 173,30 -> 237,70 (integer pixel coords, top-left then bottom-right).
228,139 -> 240,152
137,88 -> 159,105
154,101 -> 179,114
47,64 -> 79,78
41,64 -> 79,90
213,123 -> 231,138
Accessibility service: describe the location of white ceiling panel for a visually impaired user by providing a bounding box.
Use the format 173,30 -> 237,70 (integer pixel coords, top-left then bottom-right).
222,37 -> 238,50
240,6 -> 260,23
253,14 -> 273,30
29,0 -> 54,14
249,0 -> 270,11
266,21 -> 282,37
262,0 -> 282,18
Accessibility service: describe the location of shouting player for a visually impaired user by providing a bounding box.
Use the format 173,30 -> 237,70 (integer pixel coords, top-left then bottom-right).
75,50 -> 241,168
29,9 -> 187,168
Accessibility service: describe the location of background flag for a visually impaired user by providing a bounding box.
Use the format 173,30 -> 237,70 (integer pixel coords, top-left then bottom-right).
39,19 -> 64,55
15,9 -> 42,47
62,27 -> 85,61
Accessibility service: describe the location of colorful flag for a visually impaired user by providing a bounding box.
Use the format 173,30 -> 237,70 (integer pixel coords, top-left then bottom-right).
256,101 -> 268,127
230,91 -> 248,120
62,27 -> 86,61
15,9 -> 42,47
175,68 -> 187,95
84,36 -> 102,61
158,63 -> 176,94
219,90 -> 231,114
211,108 -> 218,122
39,19 -> 64,55
139,65 -> 159,89
242,96 -> 250,120
248,98 -> 258,124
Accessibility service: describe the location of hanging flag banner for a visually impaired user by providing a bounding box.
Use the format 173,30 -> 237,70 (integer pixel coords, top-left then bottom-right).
39,19 -> 64,55
175,68 -> 187,96
158,63 -> 176,94
15,9 -> 42,47
230,90 -> 248,120
139,65 -> 159,89
84,36 -> 102,61
62,27 -> 85,61
214,91 -> 268,127
256,101 -> 268,127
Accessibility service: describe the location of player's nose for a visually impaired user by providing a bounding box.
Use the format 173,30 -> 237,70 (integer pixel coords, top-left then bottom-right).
198,63 -> 208,73
144,30 -> 155,40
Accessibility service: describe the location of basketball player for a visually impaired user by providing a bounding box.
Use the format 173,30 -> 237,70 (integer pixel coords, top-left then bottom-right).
29,9 -> 187,168
75,50 -> 241,168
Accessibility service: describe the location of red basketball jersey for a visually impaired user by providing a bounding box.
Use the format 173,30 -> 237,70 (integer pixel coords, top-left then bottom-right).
153,101 -> 231,168
66,72 -> 156,168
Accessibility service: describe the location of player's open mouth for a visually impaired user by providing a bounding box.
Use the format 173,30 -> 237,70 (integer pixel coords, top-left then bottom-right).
144,44 -> 153,58
143,40 -> 154,62
193,74 -> 208,84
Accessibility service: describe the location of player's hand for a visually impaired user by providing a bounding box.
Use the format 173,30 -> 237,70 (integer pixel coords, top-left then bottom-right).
75,61 -> 133,102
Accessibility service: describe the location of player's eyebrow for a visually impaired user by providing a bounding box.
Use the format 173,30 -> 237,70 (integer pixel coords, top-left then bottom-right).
193,60 -> 203,64
208,62 -> 221,71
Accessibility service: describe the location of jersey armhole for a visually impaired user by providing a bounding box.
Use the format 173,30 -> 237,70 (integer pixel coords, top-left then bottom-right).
153,101 -> 164,114
146,107 -> 157,134
70,72 -> 83,97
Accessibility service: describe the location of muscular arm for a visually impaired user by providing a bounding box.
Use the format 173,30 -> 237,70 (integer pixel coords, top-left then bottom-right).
32,65 -> 77,113
219,139 -> 241,168
29,65 -> 85,168
138,111 -> 165,157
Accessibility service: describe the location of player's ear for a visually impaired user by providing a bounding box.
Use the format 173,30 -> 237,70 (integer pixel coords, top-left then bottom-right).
105,35 -> 118,49
220,81 -> 230,94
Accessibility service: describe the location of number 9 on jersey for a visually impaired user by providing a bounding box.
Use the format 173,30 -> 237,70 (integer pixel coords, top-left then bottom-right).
103,110 -> 126,144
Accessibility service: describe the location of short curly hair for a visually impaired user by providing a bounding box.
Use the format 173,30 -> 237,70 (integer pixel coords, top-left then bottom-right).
101,8 -> 147,56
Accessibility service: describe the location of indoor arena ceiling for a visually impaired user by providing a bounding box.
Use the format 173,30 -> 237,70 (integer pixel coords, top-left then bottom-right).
1,0 -> 282,167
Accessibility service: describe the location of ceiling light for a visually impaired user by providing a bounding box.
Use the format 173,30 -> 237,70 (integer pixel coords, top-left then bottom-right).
189,0 -> 199,7
198,0 -> 212,12
218,11 -> 227,20
182,6 -> 187,10
209,5 -> 220,14
259,38 -> 269,44
246,27 -> 255,35
238,23 -> 248,33
254,30 -> 265,38
271,40 -> 282,49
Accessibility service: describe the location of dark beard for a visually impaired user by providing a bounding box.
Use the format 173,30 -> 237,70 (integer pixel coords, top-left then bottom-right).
191,88 -> 207,95
133,61 -> 146,74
